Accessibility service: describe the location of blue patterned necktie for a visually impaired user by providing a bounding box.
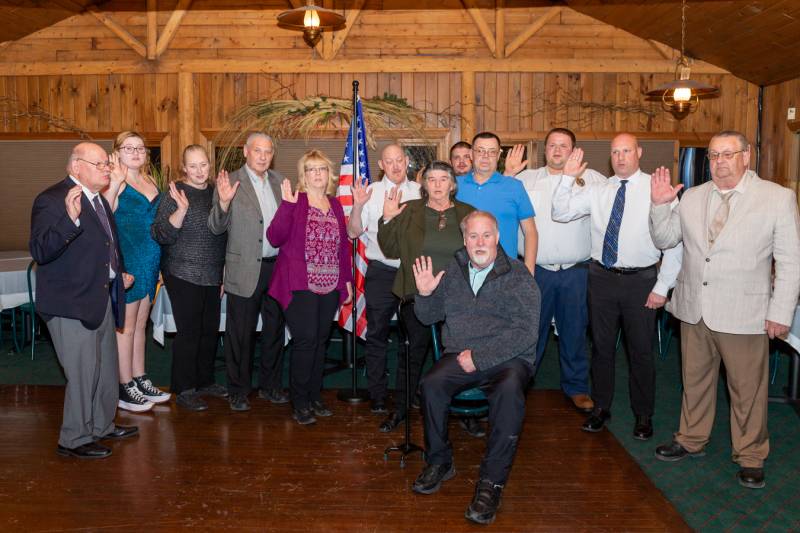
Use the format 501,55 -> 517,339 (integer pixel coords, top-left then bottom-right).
602,179 -> 628,267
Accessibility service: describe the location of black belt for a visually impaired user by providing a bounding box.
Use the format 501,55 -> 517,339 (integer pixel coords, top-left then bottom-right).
592,260 -> 656,275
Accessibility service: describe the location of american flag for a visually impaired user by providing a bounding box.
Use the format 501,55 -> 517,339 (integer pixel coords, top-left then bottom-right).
337,95 -> 371,339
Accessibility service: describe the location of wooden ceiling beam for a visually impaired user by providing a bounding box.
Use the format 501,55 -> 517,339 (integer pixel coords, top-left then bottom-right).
155,0 -> 193,58
146,0 -> 157,60
87,7 -> 146,58
495,0 -> 504,60
327,0 -> 366,61
647,39 -> 674,61
462,0 -> 496,57
0,57 -> 730,76
505,6 -> 561,58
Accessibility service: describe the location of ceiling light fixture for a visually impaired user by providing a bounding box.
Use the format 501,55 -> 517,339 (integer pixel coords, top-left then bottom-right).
277,2 -> 346,49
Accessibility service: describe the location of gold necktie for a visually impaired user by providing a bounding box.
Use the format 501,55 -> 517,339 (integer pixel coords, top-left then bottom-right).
708,191 -> 733,245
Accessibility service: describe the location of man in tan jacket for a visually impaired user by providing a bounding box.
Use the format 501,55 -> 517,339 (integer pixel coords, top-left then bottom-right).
649,130 -> 800,489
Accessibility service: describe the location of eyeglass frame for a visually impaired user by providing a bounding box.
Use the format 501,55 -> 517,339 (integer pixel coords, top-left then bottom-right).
707,150 -> 745,162
76,157 -> 114,171
472,148 -> 503,158
118,145 -> 147,154
304,165 -> 329,174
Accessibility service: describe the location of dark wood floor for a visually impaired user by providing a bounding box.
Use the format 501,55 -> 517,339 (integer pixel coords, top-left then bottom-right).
0,386 -> 688,532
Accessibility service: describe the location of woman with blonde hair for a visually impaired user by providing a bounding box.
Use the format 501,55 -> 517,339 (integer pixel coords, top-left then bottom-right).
267,149 -> 353,425
103,131 -> 169,412
151,145 -> 228,411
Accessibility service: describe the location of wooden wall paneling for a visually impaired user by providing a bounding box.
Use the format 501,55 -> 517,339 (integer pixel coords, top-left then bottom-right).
495,72 -> 508,132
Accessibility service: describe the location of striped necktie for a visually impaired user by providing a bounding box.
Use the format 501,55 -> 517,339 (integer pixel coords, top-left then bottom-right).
602,179 -> 628,267
92,195 -> 120,273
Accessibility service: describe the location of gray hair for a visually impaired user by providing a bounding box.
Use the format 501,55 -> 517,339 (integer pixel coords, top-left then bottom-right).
245,132 -> 274,149
711,130 -> 750,151
459,210 -> 499,234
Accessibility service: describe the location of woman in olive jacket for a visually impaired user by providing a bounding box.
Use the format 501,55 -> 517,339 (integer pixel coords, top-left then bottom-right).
374,160 -> 475,433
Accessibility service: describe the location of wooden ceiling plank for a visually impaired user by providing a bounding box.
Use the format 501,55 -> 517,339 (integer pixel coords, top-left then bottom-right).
328,0 -> 367,60
462,0 -> 497,57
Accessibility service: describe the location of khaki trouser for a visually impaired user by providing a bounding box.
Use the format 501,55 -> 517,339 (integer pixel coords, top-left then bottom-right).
675,319 -> 769,468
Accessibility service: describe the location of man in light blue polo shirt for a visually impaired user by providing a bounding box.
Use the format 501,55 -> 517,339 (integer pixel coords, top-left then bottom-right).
456,132 -> 538,273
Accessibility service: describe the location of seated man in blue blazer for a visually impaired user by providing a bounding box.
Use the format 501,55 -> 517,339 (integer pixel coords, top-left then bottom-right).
30,142 -> 137,459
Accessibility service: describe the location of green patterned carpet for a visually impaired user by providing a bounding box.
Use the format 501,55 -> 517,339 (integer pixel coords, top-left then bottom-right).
1,321 -> 798,531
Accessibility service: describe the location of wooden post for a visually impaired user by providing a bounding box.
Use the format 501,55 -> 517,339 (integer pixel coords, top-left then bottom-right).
495,0 -> 505,60
178,72 -> 196,150
146,0 -> 157,60
461,71 -> 476,142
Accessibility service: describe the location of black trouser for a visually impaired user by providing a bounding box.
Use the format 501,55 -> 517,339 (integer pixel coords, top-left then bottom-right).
588,262 -> 657,417
223,259 -> 285,395
395,300 -> 432,416
363,262 -> 400,402
164,274 -> 221,395
284,290 -> 340,410
420,354 -> 533,486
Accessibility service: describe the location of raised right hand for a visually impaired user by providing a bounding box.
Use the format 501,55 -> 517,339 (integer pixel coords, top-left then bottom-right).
563,147 -> 589,178
216,170 -> 239,205
650,166 -> 683,205
382,187 -> 406,221
280,179 -> 299,203
169,182 -> 189,214
65,185 -> 82,223
412,256 -> 445,296
352,178 -> 372,207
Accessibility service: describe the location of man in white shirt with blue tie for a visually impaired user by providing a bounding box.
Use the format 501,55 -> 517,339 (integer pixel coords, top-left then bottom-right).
516,128 -> 606,413
552,133 -> 682,439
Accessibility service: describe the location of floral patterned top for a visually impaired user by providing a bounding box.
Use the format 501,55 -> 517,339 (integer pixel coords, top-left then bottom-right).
305,205 -> 340,294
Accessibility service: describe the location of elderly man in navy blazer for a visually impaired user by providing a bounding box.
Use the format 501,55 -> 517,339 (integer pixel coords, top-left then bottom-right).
30,142 -> 137,459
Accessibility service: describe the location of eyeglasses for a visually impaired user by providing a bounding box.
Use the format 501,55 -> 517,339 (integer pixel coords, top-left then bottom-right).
119,145 -> 147,154
707,150 -> 745,162
304,166 -> 329,174
77,158 -> 114,171
437,211 -> 447,231
472,148 -> 502,158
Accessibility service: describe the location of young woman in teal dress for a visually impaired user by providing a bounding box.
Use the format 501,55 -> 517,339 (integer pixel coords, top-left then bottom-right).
103,131 -> 170,412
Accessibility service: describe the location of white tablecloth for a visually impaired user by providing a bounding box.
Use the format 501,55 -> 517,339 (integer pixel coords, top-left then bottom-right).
149,285 -> 262,346
0,252 -> 34,311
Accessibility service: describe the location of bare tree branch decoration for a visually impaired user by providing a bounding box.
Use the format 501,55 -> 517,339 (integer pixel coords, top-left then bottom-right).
0,96 -> 90,138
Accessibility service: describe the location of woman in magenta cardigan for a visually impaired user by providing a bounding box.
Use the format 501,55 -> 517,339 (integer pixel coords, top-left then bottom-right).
267,149 -> 353,425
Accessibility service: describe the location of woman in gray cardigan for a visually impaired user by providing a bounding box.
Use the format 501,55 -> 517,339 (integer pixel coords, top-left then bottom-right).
151,145 -> 228,411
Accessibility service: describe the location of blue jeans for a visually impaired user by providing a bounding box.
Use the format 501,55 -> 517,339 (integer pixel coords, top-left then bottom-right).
534,264 -> 590,396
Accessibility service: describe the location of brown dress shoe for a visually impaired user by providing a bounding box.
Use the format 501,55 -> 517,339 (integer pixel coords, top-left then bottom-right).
570,394 -> 594,413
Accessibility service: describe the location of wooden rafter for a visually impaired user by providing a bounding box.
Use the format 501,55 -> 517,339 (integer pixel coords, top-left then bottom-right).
495,0 -> 505,59
505,6 -> 561,57
146,0 -> 157,60
88,7 -> 146,58
462,0 -> 496,57
155,0 -> 193,58
327,0 -> 366,61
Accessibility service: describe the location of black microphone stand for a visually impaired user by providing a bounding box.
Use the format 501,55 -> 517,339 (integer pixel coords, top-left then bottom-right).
384,301 -> 424,468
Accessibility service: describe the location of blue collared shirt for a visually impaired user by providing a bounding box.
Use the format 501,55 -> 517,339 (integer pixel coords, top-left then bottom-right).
468,261 -> 495,295
456,171 -> 535,257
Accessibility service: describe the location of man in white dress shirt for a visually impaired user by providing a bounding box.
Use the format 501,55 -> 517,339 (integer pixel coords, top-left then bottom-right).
348,144 -> 421,418
516,128 -> 606,413
552,133 -> 682,439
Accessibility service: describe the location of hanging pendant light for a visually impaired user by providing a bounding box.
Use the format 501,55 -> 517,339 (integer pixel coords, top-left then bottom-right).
277,2 -> 346,49
646,0 -> 720,120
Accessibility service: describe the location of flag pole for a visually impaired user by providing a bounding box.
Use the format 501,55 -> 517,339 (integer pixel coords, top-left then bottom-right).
337,79 -> 369,404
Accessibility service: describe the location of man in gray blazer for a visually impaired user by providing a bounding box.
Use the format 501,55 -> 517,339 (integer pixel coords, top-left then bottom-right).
209,132 -> 288,411
649,130 -> 800,489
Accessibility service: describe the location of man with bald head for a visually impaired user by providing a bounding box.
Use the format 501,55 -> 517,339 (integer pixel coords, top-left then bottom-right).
649,130 -> 800,489
348,143 -> 421,420
30,142 -> 137,459
552,133 -> 682,439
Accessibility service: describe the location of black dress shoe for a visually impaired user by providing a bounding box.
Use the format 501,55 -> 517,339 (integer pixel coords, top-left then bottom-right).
465,479 -> 503,525
309,400 -> 332,417
633,415 -> 653,440
370,399 -> 388,414
292,407 -> 317,425
177,390 -> 209,412
459,417 -> 486,438
654,440 -> 706,462
737,467 -> 765,489
379,411 -> 405,433
57,442 -> 112,459
98,425 -> 139,440
581,408 -> 611,432
412,463 -> 455,494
